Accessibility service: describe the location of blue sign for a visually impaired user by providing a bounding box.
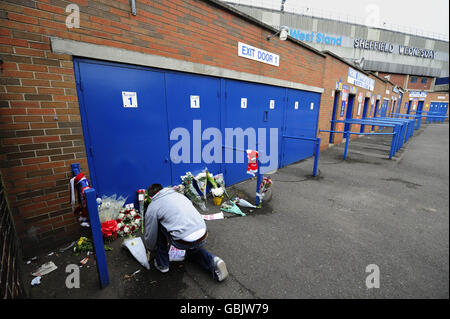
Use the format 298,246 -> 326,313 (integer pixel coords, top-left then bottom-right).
340,101 -> 346,117
289,29 -> 342,46
348,67 -> 375,91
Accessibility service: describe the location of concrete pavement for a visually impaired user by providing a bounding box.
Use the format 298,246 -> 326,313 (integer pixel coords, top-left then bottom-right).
23,123 -> 449,299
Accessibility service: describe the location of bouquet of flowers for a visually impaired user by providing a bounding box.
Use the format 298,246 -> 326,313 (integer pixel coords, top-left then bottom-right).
172,184 -> 185,194
221,201 -> 246,216
181,172 -> 206,211
100,220 -> 118,242
116,207 -> 142,237
195,170 -> 208,200
214,173 -> 229,198
73,236 -> 112,255
232,196 -> 256,208
257,176 -> 273,207
73,237 -> 93,255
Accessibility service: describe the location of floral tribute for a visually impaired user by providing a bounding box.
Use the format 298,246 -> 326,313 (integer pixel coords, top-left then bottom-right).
116,207 -> 142,237
100,220 -> 119,242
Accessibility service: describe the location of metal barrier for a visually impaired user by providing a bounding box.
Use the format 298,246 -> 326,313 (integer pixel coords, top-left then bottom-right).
321,129 -> 397,159
390,112 -> 449,127
332,118 -> 407,153
71,163 -> 110,288
282,135 -> 321,177
324,110 -> 446,161
223,135 -> 321,206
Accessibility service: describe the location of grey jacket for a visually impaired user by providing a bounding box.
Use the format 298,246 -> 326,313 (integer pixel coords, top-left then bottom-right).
144,188 -> 206,251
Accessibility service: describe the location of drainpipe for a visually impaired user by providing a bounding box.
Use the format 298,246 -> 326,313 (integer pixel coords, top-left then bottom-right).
130,0 -> 137,16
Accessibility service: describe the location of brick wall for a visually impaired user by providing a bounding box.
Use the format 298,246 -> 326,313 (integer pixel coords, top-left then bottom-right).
0,174 -> 26,299
0,0 -> 326,254
378,72 -> 407,88
407,75 -> 433,91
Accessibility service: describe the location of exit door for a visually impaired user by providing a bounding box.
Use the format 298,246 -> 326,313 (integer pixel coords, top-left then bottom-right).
74,58 -> 172,203
344,94 -> 355,133
360,97 -> 369,133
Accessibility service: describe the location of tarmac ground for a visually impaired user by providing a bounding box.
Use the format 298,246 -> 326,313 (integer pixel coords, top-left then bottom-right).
21,122 -> 449,299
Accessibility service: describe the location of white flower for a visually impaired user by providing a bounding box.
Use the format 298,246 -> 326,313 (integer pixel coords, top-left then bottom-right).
130,210 -> 136,217
117,213 -> 125,219
123,226 -> 130,233
117,223 -> 123,229
211,187 -> 224,197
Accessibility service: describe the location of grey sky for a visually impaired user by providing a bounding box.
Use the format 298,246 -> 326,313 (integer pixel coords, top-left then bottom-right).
223,0 -> 449,40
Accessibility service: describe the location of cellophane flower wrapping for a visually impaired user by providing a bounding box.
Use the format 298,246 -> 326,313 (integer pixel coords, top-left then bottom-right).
181,172 -> 206,211
98,194 -> 127,223
122,237 -> 150,270
194,170 -> 208,200
232,196 -> 256,208
258,176 -> 273,204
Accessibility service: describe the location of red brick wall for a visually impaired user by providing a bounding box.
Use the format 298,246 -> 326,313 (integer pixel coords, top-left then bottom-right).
0,0 -> 326,254
407,75 -> 433,91
378,72 -> 407,88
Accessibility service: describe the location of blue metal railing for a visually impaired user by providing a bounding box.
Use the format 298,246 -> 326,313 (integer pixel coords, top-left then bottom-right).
282,135 -> 321,177
222,135 -> 321,206
320,129 -> 397,159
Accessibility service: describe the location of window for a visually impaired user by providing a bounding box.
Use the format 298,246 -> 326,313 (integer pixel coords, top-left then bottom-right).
410,77 -> 418,83
421,78 -> 428,84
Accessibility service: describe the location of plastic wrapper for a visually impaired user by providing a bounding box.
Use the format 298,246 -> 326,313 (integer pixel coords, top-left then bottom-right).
122,237 -> 150,270
194,170 -> 208,200
181,172 -> 206,211
257,176 -> 273,206
98,194 -> 127,223
221,201 -> 246,216
232,196 -> 256,208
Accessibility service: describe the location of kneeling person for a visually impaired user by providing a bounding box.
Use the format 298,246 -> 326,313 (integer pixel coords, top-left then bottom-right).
144,184 -> 228,282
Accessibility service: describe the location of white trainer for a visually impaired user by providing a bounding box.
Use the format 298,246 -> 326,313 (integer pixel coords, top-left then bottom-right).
213,256 -> 228,282
154,259 -> 169,273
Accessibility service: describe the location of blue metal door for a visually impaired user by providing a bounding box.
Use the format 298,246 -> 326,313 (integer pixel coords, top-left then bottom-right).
281,88 -> 321,167
329,90 -> 340,143
439,102 -> 448,123
344,94 -> 355,132
223,79 -> 284,185
373,99 -> 380,117
407,100 -> 412,114
380,99 -> 388,117
360,97 -> 369,132
165,72 -> 222,185
428,102 -> 437,123
415,100 -> 424,129
74,59 -> 172,203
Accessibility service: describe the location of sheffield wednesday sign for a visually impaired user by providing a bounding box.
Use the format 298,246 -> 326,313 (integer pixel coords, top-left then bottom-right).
354,39 -> 435,59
